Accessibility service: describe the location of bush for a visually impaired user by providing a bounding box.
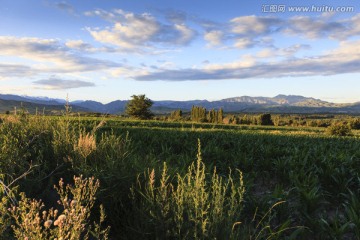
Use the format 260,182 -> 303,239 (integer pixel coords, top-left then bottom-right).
326,122 -> 352,136
349,118 -> 360,130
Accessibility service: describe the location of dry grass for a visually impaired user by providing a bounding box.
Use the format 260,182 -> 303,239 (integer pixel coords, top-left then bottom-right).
75,132 -> 96,159
3,115 -> 20,124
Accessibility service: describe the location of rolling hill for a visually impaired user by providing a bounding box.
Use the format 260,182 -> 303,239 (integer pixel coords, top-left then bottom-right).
0,94 -> 358,114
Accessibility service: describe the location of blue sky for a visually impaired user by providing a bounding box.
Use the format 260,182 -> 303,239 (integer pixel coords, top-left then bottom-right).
0,0 -> 360,103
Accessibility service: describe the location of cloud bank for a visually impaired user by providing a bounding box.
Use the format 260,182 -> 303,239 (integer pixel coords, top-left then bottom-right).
201,13 -> 360,50
0,63 -> 34,80
33,78 -> 95,90
134,39 -> 360,81
0,36 -> 121,79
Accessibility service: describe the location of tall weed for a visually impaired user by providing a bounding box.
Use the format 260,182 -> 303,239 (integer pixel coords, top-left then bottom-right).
9,176 -> 110,240
130,139 -> 245,239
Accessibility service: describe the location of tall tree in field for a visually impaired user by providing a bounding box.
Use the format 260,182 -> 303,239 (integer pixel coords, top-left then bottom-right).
258,113 -> 274,126
125,94 -> 154,119
191,106 -> 207,122
207,109 -> 217,123
218,108 -> 223,123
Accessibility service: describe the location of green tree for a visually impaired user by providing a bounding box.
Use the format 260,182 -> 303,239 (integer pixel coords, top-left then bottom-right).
258,113 -> 274,126
218,108 -> 223,123
125,94 -> 154,119
191,106 -> 207,123
207,109 -> 217,123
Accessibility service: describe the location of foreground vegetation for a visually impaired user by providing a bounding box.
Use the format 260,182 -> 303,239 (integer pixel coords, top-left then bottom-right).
1,112 -> 360,239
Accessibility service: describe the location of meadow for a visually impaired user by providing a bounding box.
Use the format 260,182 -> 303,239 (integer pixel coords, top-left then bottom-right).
1,112 -> 360,239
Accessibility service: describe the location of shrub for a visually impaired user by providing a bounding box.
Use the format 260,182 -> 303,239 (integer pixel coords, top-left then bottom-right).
349,118 -> 360,130
326,122 -> 352,136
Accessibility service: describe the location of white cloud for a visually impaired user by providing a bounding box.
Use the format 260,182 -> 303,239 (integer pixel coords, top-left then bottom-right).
85,9 -> 196,52
110,66 -> 150,79
202,15 -> 282,49
282,14 -> 360,41
324,40 -> 360,62
204,30 -> 223,47
233,38 -> 255,49
88,12 -> 159,49
174,24 -> 195,45
256,44 -> 311,58
84,9 -> 117,21
284,16 -> 346,39
231,15 -> 281,35
282,44 -> 311,55
227,15 -> 283,49
204,55 -> 256,71
344,13 -> 360,39
65,40 -> 96,52
256,49 -> 274,58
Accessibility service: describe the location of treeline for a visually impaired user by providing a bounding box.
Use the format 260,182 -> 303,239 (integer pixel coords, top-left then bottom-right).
224,113 -> 274,126
167,106 -> 224,124
223,113 -> 360,129
190,106 -> 223,123
164,107 -> 360,129
168,107 -> 274,126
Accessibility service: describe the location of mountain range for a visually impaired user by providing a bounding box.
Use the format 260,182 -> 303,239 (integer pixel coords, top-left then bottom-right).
0,94 -> 360,114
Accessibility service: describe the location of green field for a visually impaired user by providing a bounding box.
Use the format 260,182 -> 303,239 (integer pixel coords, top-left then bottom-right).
1,114 -> 360,239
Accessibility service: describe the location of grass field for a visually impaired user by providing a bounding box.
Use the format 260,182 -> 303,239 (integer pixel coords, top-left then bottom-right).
1,114 -> 360,239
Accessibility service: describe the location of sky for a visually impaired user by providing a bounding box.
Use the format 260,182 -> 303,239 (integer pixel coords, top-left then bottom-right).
0,0 -> 360,103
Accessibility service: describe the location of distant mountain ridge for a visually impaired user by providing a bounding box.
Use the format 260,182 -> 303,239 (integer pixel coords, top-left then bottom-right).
222,95 -> 339,107
0,94 -> 66,105
0,93 -> 359,114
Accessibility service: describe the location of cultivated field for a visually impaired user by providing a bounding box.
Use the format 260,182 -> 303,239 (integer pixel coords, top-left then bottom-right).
1,113 -> 360,239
